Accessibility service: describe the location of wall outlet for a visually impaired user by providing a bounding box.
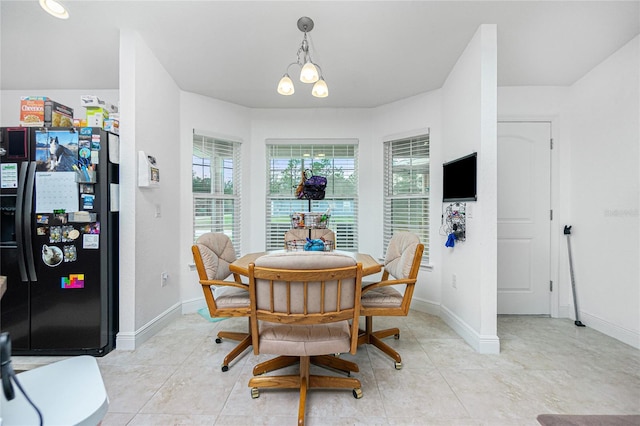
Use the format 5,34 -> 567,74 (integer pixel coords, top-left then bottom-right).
160,272 -> 169,287
452,273 -> 457,289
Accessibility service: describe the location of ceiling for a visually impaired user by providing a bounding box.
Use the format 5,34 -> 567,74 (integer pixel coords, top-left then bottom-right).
1,1 -> 638,109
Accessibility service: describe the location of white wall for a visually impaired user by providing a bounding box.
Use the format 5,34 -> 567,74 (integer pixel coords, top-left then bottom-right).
568,36 -> 639,347
117,30 -> 182,349
440,25 -> 499,353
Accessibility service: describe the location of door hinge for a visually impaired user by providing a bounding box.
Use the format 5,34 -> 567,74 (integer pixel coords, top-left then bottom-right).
550,280 -> 553,292
550,209 -> 553,220
550,138 -> 554,150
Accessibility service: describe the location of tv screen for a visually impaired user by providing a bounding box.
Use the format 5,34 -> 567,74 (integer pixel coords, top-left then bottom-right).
443,153 -> 477,202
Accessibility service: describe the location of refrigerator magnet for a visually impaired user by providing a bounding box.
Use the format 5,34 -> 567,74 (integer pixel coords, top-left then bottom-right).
79,147 -> 91,159
83,234 -> 99,249
81,194 -> 95,210
63,245 -> 77,262
61,274 -> 84,289
41,244 -> 63,267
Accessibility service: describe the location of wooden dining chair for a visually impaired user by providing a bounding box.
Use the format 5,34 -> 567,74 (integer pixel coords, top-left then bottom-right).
247,252 -> 364,426
358,231 -> 424,369
192,232 -> 251,372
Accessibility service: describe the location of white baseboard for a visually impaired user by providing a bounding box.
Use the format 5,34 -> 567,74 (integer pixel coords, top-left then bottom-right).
575,309 -> 639,350
182,297 -> 205,315
115,302 -> 182,351
409,297 -> 441,316
439,304 -> 500,354
547,304 -> 638,350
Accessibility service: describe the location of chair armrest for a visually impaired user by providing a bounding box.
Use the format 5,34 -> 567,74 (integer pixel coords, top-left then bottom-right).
361,278 -> 417,295
200,279 -> 249,291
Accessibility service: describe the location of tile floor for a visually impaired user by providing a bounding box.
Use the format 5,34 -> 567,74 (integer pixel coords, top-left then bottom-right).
13,311 -> 640,425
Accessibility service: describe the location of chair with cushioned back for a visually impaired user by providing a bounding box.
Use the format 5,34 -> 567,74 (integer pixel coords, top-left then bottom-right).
192,232 -> 251,372
247,251 -> 364,426
284,229 -> 336,251
358,231 -> 424,370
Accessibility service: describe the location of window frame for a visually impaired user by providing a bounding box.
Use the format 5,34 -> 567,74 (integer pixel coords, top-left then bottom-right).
383,132 -> 430,265
192,132 -> 242,255
265,139 -> 359,252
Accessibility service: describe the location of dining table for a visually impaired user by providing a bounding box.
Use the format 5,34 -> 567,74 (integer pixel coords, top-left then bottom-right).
229,250 -> 382,278
228,249 -> 382,378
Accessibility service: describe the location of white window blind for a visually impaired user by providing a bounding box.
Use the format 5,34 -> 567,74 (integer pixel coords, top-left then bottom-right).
265,142 -> 359,251
193,133 -> 241,255
383,133 -> 430,264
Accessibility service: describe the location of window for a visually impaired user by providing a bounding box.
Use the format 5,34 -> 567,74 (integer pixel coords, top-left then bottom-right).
193,133 -> 241,254
383,133 -> 430,264
265,141 -> 358,251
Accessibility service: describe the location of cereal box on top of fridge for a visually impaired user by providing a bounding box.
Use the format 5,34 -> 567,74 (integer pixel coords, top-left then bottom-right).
20,96 -> 47,126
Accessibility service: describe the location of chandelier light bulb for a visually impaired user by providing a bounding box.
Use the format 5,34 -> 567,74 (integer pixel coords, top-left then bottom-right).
39,0 -> 69,19
300,62 -> 319,84
311,78 -> 328,98
277,74 -> 295,95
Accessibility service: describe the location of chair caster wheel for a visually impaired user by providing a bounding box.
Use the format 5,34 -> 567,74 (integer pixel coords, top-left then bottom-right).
394,333 -> 400,339
394,362 -> 402,370
352,388 -> 363,399
215,337 -> 222,344
221,365 -> 229,372
251,388 -> 259,399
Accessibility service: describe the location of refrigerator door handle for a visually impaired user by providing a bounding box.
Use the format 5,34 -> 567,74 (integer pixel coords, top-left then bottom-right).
24,161 -> 37,282
15,161 -> 29,282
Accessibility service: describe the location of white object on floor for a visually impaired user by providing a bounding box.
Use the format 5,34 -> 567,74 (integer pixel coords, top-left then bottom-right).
1,355 -> 109,425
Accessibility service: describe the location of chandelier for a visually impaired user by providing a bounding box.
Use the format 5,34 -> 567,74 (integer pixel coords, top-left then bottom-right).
277,17 -> 328,98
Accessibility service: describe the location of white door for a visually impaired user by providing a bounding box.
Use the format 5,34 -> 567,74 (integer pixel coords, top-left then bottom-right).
497,122 -> 551,314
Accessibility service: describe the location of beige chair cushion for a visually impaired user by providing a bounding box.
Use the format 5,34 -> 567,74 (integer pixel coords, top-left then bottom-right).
195,233 -> 237,280
361,286 -> 403,308
384,232 -> 420,279
310,228 -> 335,242
284,229 -> 310,242
258,321 -> 352,356
210,286 -> 250,309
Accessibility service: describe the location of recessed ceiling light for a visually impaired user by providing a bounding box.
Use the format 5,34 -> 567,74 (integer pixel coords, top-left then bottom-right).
39,0 -> 69,19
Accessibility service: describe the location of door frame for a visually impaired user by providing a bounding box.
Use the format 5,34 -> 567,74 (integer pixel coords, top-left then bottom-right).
498,117 -> 560,318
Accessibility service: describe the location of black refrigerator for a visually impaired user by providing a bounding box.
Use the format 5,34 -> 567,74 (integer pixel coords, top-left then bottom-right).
0,126 -> 119,356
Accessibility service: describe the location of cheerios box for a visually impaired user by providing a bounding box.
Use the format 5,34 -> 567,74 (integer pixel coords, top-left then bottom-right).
19,96 -> 46,126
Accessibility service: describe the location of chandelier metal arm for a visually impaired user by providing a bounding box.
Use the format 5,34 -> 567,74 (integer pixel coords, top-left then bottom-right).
283,62 -> 300,75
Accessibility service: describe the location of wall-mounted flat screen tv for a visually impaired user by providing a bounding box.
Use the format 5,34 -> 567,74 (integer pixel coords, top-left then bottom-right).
443,152 -> 477,202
